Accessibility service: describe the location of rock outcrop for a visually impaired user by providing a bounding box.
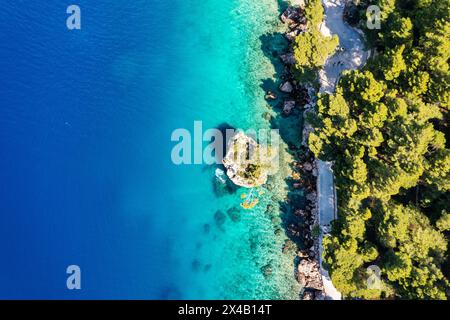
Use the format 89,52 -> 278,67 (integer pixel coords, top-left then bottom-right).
280,7 -> 301,25
283,100 -> 296,115
274,2 -> 328,300
222,131 -> 276,188
279,81 -> 294,93
280,6 -> 307,27
297,259 -> 324,291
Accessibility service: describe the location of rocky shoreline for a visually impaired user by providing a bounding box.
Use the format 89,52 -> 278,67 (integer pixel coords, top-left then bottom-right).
266,3 -> 326,300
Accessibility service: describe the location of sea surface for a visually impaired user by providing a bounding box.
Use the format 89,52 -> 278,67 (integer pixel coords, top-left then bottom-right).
0,0 -> 301,298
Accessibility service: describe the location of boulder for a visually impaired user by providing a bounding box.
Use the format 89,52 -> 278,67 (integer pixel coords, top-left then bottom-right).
265,91 -> 277,100
306,191 -> 317,203
303,162 -> 313,171
298,250 -> 309,258
283,100 -> 296,115
301,291 -> 315,300
297,259 -> 323,291
285,30 -> 300,41
261,264 -> 273,277
280,81 -> 294,93
280,7 -> 300,25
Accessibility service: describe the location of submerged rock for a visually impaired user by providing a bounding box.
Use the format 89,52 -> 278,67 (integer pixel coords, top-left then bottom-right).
261,264 -> 273,278
282,239 -> 297,254
192,259 -> 201,272
226,207 -> 241,222
280,81 -> 294,93
265,91 -> 277,100
214,210 -> 227,229
213,174 -> 238,197
262,111 -> 272,121
301,291 -> 315,300
204,264 -> 212,272
283,100 -> 296,115
274,228 -> 283,236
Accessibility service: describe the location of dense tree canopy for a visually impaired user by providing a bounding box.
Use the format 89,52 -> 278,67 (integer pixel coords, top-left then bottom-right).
293,0 -> 339,81
306,0 -> 450,299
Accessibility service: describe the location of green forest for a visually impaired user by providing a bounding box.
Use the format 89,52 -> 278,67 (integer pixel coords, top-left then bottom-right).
299,0 -> 450,299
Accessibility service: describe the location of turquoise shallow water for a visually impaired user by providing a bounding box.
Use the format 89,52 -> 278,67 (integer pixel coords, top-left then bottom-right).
0,0 -> 301,298
162,0 -> 300,299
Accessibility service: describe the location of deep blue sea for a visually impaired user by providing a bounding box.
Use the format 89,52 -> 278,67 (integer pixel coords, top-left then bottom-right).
0,1 -> 300,299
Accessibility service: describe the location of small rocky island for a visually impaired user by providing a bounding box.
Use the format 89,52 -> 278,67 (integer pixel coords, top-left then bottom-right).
222,131 -> 277,188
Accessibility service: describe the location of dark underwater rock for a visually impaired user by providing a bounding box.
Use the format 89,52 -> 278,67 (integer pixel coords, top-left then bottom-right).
214,210 -> 227,229
226,207 -> 241,222
261,264 -> 273,278
192,259 -> 201,272
282,239 -> 297,254
204,264 -> 212,272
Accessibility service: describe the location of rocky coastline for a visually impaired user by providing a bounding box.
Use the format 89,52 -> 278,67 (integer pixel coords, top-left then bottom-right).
268,3 -> 325,300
